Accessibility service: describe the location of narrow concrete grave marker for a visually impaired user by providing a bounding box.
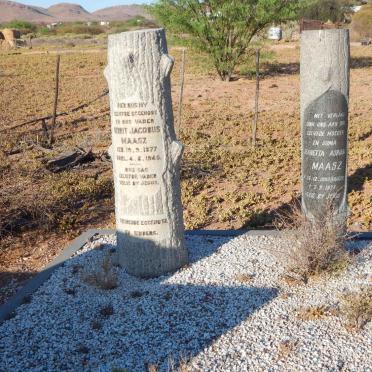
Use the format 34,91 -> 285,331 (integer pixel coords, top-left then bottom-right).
301,29 -> 350,224
105,29 -> 188,277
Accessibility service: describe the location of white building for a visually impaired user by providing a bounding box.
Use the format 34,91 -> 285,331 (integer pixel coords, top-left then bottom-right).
46,22 -> 59,30
268,27 -> 282,41
351,5 -> 362,13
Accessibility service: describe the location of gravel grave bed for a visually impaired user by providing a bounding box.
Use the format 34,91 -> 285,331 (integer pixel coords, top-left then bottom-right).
0,233 -> 371,371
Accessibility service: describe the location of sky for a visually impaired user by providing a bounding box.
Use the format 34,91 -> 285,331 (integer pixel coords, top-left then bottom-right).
18,0 -> 154,12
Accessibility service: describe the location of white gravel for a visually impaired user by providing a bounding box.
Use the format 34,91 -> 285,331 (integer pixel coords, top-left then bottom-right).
0,233 -> 371,372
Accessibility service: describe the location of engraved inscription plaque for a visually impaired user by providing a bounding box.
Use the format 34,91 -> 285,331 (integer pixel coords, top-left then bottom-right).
113,98 -> 170,239
302,90 -> 348,219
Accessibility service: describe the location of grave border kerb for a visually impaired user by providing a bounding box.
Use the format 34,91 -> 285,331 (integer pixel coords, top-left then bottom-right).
0,228 -> 371,324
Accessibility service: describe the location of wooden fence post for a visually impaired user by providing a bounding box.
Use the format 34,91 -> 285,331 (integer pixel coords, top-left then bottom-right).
252,48 -> 260,148
177,48 -> 186,137
49,55 -> 60,145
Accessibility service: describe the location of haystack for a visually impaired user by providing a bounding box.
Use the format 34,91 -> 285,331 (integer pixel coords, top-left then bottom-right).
0,29 -> 21,49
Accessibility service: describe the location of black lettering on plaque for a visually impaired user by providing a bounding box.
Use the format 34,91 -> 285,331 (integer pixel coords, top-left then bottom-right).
302,90 -> 348,218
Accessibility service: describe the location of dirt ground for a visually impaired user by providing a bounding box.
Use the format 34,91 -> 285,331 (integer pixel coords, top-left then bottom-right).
0,40 -> 371,304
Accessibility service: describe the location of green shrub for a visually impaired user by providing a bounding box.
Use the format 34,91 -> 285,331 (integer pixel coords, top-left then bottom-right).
37,26 -> 56,36
149,0 -> 299,81
239,49 -> 277,77
55,24 -> 105,36
352,5 -> 372,39
300,0 -> 355,22
166,33 -> 195,48
125,16 -> 146,27
1,20 -> 37,35
109,17 -> 157,34
109,24 -> 129,34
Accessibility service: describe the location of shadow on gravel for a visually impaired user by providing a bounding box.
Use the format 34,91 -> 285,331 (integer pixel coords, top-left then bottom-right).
121,284 -> 279,370
0,234 -> 279,371
185,234 -> 233,263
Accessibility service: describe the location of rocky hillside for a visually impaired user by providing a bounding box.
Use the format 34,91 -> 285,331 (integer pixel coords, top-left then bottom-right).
0,0 -> 53,23
47,3 -> 93,22
92,5 -> 150,21
0,0 -> 149,23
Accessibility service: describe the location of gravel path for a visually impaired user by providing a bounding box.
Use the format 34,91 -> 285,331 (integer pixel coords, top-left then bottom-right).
0,233 -> 371,371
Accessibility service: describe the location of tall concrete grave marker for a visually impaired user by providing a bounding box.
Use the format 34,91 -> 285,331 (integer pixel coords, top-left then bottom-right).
105,29 -> 188,277
301,29 -> 350,224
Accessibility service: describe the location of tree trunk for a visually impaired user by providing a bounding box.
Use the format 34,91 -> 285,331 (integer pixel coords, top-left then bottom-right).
301,29 -> 349,225
105,29 -> 188,278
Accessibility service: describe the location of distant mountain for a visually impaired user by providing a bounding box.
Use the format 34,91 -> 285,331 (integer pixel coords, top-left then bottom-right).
47,3 -> 93,22
92,5 -> 151,21
92,5 -> 150,21
0,0 -> 53,22
0,0 -> 150,23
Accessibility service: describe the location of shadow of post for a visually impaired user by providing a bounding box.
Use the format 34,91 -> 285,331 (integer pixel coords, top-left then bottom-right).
242,196 -> 301,229
241,56 -> 372,79
348,163 -> 372,193
0,235 -> 279,371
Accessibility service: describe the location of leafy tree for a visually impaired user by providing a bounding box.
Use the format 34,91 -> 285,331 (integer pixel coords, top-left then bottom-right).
300,0 -> 355,22
149,0 -> 299,81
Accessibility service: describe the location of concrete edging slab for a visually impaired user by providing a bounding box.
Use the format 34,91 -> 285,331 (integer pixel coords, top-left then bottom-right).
0,229 -> 98,323
1,228 -> 370,324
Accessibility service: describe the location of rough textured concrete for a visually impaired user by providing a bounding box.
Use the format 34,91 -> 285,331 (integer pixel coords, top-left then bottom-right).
105,29 -> 188,277
301,29 -> 350,222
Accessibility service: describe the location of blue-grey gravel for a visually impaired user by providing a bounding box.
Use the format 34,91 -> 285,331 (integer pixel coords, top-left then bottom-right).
0,233 -> 371,371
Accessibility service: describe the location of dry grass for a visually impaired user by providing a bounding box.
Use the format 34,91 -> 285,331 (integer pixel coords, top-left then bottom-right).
296,305 -> 331,321
167,356 -> 191,372
83,253 -> 118,290
235,273 -> 255,283
277,339 -> 298,359
340,286 -> 372,330
147,355 -> 191,372
147,365 -> 158,372
274,202 -> 350,283
281,274 -> 303,286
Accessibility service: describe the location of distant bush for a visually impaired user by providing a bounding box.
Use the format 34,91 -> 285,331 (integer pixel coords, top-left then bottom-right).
37,26 -> 56,36
125,16 -> 146,27
109,22 -> 129,34
166,33 -> 195,48
300,0 -> 354,23
55,24 -> 105,36
109,17 -> 157,34
1,20 -> 37,35
352,5 -> 372,39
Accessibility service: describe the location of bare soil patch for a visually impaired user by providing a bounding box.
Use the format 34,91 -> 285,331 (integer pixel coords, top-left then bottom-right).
0,41 -> 371,304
